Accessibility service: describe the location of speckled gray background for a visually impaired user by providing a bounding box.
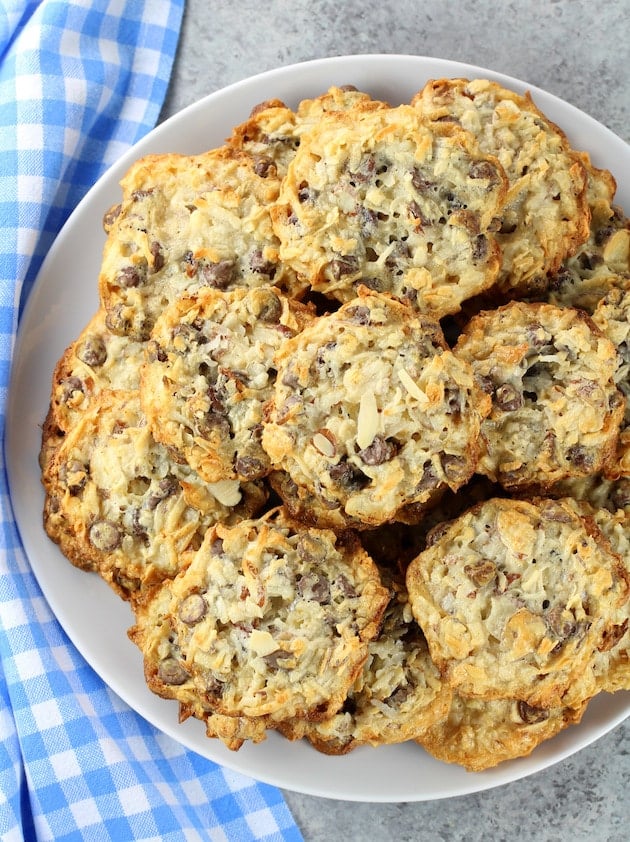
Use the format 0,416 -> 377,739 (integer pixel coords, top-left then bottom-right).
160,1 -> 630,838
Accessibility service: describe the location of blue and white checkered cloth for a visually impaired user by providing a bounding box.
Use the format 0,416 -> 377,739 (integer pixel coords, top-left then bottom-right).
0,3 -> 302,839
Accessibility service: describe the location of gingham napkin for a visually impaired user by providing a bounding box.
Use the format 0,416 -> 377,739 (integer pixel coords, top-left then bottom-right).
0,3 -> 301,839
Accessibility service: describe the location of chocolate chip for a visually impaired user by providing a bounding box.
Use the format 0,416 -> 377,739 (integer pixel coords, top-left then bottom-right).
77,336 -> 107,368
385,684 -> 412,708
415,462 -> 440,494
545,605 -> 579,640
145,476 -> 179,510
297,181 -> 312,202
359,206 -> 379,235
577,252 -> 604,272
566,445 -> 594,471
250,249 -> 277,279
469,161 -> 500,182
329,255 -> 359,280
146,340 -> 168,363
445,387 -> 463,417
335,574 -> 358,599
329,460 -> 370,491
179,593 -> 207,625
594,225 -> 616,247
494,383 -> 523,412
128,507 -> 148,539
517,701 -> 549,725
255,291 -> 282,322
315,342 -> 337,368
105,304 -> 132,335
611,480 -> 630,510
199,259 -> 235,289
539,500 -> 574,523
89,520 -> 121,552
150,241 -> 165,273
464,560 -> 497,587
526,323 -> 553,349
345,305 -> 371,325
347,155 -> 376,184
158,658 -> 189,686
295,533 -> 325,563
472,234 -> 488,261
234,455 -> 266,479
197,410 -> 231,439
409,200 -> 430,227
358,435 -> 398,466
440,453 -> 469,484
60,376 -> 84,403
354,276 -> 384,292
477,374 -> 495,395
102,203 -> 121,230
412,168 -> 434,192
60,459 -> 87,495
499,220 -> 518,235
297,572 -> 331,604
280,368 -> 300,389
116,264 -> 146,288
252,156 -> 276,178
261,650 -> 291,669
131,188 -> 154,201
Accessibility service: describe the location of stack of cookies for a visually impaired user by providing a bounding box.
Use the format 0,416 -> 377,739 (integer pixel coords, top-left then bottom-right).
41,78 -> 630,771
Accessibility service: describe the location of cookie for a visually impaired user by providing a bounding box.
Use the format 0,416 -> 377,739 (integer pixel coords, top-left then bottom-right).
262,288 -> 490,527
559,502 -> 630,702
591,280 -> 630,477
200,711 -> 270,751
227,85 -> 389,179
266,469 -> 369,532
405,496 -> 628,708
454,300 -> 624,489
545,156 -> 629,312
141,286 -> 313,483
413,77 -> 590,295
173,668 -> 272,752
267,467 -> 451,534
271,101 -> 507,318
277,571 -> 451,753
99,146 -> 299,341
418,693 -> 586,772
548,474 -> 630,514
43,390 -> 264,598
40,309 -> 145,477
583,505 -> 630,695
128,508 -> 389,722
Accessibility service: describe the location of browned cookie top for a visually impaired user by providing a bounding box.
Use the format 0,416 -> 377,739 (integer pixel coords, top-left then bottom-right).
271,100 -> 506,317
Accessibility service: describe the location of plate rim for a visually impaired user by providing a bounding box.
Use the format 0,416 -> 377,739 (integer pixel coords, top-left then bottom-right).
5,53 -> 630,803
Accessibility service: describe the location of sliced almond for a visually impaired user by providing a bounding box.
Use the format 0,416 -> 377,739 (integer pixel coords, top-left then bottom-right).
312,429 -> 336,458
356,390 -> 379,449
603,228 -> 629,268
208,479 -> 242,507
398,368 -> 429,407
249,629 -> 278,656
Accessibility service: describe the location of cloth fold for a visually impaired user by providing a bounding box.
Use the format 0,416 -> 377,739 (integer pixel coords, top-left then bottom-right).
0,2 -> 302,839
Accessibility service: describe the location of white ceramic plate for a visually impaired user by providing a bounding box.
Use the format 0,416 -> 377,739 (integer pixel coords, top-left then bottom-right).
6,55 -> 630,803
